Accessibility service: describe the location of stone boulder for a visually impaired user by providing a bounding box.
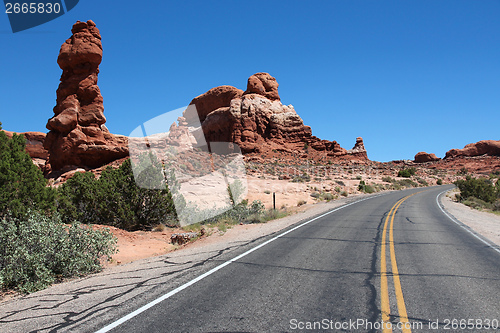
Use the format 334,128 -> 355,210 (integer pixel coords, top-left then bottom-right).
44,20 -> 128,172
414,151 -> 441,163
445,140 -> 500,159
243,72 -> 280,101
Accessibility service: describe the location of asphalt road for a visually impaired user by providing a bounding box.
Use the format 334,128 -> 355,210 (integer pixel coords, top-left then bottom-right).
95,185 -> 500,333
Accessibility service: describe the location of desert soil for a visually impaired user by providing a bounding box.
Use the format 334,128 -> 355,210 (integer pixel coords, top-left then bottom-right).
441,188 -> 500,247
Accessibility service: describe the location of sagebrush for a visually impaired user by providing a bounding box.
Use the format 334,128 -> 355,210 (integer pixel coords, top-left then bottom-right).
0,211 -> 116,293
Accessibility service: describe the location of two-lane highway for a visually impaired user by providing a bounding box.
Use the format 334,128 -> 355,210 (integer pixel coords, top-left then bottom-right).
94,185 -> 500,332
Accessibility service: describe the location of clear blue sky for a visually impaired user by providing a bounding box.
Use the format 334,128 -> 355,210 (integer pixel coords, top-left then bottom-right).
1,0 -> 499,162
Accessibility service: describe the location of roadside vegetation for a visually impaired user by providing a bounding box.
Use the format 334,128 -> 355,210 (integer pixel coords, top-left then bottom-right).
454,174 -> 500,213
0,125 -> 116,293
0,123 -> 289,293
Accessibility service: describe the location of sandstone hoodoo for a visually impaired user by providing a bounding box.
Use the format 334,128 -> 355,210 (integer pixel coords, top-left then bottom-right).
445,140 -> 500,159
414,151 -> 441,163
188,73 -> 368,161
44,20 -> 128,172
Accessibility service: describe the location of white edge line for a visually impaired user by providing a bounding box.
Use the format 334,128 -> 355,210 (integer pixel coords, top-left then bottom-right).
95,194 -> 381,333
436,189 -> 500,255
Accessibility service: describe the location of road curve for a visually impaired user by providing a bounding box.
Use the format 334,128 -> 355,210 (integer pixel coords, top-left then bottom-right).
95,185 -> 500,333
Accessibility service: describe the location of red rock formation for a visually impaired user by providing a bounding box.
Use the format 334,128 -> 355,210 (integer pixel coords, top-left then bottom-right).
188,86 -> 243,123
445,140 -> 500,159
188,73 -> 368,161
243,72 -> 280,101
414,151 -> 441,163
3,131 -> 48,169
44,20 -> 128,172
3,131 -> 47,159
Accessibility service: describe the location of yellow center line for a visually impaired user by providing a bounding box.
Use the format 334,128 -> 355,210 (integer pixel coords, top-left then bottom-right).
390,198 -> 412,333
380,197 -> 405,332
380,193 -> 419,332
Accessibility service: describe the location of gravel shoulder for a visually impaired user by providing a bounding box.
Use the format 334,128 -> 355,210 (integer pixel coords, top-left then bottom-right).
441,188 -> 500,247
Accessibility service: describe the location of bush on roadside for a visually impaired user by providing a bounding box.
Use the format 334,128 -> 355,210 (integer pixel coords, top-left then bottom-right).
0,130 -> 55,218
0,210 -> 116,293
57,157 -> 177,231
358,180 -> 375,194
462,197 -> 492,211
455,176 -> 497,204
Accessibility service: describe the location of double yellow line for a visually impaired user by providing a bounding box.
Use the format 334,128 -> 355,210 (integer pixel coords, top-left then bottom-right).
380,194 -> 417,333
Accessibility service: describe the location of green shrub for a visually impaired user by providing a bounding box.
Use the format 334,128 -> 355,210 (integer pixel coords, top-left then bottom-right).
0,131 -> 55,218
364,185 -> 375,193
57,157 -> 177,230
292,173 -> 311,183
0,211 -> 116,293
358,180 -> 366,191
437,179 -> 443,185
320,192 -> 335,201
395,178 -> 418,188
297,200 -> 307,206
462,197 -> 492,210
455,176 -> 497,204
311,192 -> 320,199
398,167 -> 416,178
493,200 -> 500,212
382,176 -> 393,183
358,180 -> 375,193
416,177 -> 429,186
340,191 -> 348,197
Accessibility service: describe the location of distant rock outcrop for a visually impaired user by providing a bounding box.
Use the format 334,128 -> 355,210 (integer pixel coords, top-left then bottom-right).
414,151 -> 440,163
188,73 -> 368,161
44,20 -> 128,172
445,140 -> 500,159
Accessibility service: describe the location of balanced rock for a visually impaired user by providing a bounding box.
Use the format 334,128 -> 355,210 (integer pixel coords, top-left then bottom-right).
44,20 -> 128,171
414,151 -> 441,163
445,140 -> 500,159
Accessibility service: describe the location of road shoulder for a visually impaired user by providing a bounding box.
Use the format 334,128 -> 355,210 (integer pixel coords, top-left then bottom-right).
440,188 -> 500,248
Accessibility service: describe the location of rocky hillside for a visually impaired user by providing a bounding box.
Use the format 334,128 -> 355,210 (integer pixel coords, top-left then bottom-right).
413,140 -> 500,174
189,72 -> 368,161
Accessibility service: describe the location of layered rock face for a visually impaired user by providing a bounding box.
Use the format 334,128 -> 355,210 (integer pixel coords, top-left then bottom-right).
414,151 -> 440,163
44,20 -> 128,172
188,73 -> 368,161
445,140 -> 500,159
